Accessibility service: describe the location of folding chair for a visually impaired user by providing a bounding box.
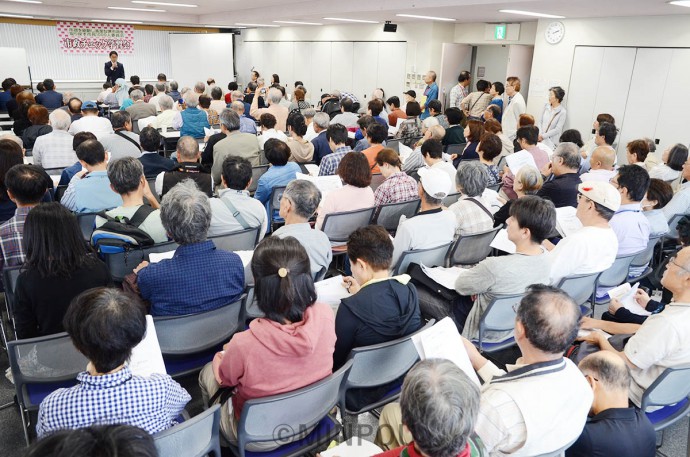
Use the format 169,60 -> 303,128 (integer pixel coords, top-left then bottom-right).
640,365 -> 690,456
229,360 -> 354,457
370,173 -> 385,191
3,266 -> 21,337
659,214 -> 686,264
592,252 -> 640,307
371,199 -> 420,233
445,226 -> 501,267
154,405 -> 222,457
209,227 -> 260,252
7,333 -> 88,444
442,192 -> 461,207
627,235 -> 662,283
147,177 -> 160,203
267,186 -> 287,232
338,321 -> 434,425
474,293 -> 524,353
496,155 -> 507,172
556,272 -> 601,316
445,143 -> 466,157
487,182 -> 503,192
392,242 -> 452,276
76,212 -> 99,242
321,207 -> 376,253
100,241 -> 179,283
249,165 -> 270,195
386,139 -> 400,152
54,185 -> 68,203
153,295 -> 246,378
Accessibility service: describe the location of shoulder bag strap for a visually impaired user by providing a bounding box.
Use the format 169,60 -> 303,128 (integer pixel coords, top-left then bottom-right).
221,196 -> 251,229
465,197 -> 494,220
114,130 -> 143,152
128,205 -> 156,227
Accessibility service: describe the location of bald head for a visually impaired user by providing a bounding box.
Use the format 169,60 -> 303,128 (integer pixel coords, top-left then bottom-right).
176,136 -> 200,161
579,351 -> 630,392
591,146 -> 616,170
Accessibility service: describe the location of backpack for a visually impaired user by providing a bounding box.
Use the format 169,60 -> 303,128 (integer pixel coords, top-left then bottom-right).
91,205 -> 156,254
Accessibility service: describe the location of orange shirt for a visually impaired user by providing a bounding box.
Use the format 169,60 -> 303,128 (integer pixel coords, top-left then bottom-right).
362,144 -> 384,174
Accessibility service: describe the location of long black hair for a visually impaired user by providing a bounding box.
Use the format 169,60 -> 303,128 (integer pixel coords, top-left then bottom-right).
23,202 -> 96,278
0,139 -> 24,202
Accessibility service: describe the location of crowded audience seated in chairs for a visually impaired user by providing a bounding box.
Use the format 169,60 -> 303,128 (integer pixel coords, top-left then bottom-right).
151,94 -> 176,130
273,179 -> 332,278
362,123 -> 387,173
36,288 -> 190,437
442,107 -> 465,146
447,161 -> 494,237
536,142 -> 582,208
58,131 -> 94,187
458,119 -> 483,163
32,109 -> 77,169
649,143 -> 687,189
580,146 -> 617,183
401,125 -> 446,177
318,123 -> 353,177
501,125 -> 550,200
156,136 -> 213,198
26,424 -> 158,457
374,360 -> 483,457
477,133 -> 502,187
330,97 -> 359,128
210,110 -> 261,181
493,165 -> 543,227
68,100 -> 114,139
250,86 -> 289,132
353,115 -> 376,152
391,167 -> 456,267
137,127 -> 175,178
285,111 -> 314,163
94,157 -> 167,244
642,178 -> 673,237
609,165 -> 652,257
316,151 -> 375,231
231,100 -> 257,135
662,151 -> 690,221
60,139 -> 123,213
373,148 -> 418,206
394,101 -> 423,148
254,138 -> 300,226
22,104 -> 52,150
208,156 -> 268,238
172,92 -> 209,139
310,112 -> 332,164
419,137 -> 456,185
125,89 -> 156,123
198,236 -> 336,450
99,111 -> 142,160
133,180 -> 244,316
337,225 -> 423,410
14,203 -> 113,339
257,113 -> 287,149
0,139 -> 51,223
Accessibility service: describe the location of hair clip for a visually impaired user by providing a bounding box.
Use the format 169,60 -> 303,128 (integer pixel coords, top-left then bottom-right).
278,267 -> 289,278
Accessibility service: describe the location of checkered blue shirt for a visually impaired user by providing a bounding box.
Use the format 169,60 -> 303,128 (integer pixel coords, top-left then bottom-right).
318,146 -> 352,176
0,206 -> 32,274
36,366 -> 191,438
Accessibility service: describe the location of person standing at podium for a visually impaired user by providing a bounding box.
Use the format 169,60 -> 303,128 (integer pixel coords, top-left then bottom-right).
104,51 -> 125,86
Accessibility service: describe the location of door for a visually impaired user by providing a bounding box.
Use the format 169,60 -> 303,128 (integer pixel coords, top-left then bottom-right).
331,42 -> 354,97
652,48 -> 690,156
352,42 -> 379,103
376,42 -> 407,102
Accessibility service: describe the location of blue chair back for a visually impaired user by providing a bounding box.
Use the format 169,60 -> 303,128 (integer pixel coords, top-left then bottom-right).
641,365 -> 690,431
596,252 -> 640,289
477,293 -> 524,352
154,405 -> 221,457
249,165 -> 270,194
557,272 -> 600,307
101,241 -> 179,283
446,226 -> 501,267
393,242 -> 452,276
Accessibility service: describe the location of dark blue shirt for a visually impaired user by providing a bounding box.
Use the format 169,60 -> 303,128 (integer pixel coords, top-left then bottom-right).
35,90 -> 63,109
311,130 -> 331,165
0,91 -> 11,112
104,61 -> 125,85
138,240 -> 245,316
566,407 -> 656,457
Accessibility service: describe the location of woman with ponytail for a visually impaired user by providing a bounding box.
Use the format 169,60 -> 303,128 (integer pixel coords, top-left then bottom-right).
198,236 -> 336,450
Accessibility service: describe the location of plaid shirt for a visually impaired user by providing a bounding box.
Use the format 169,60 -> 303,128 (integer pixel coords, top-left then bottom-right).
0,206 -> 32,274
448,195 -> 494,237
36,366 -> 190,438
32,130 -> 79,169
374,172 -> 419,206
318,146 -> 352,176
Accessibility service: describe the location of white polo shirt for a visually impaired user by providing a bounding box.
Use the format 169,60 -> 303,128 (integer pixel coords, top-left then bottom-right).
391,208 -> 457,268
548,225 -> 618,285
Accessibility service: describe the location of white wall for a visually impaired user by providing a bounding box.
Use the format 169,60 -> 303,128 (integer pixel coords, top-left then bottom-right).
527,15 -> 690,116
454,21 -> 538,46
473,45 -> 510,84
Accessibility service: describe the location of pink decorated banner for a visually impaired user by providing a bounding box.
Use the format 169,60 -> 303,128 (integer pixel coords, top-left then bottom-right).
57,22 -> 134,55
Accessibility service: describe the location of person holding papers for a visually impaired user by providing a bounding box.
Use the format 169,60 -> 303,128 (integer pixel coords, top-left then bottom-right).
493,166 -> 543,227
36,288 -> 190,438
545,182 -> 620,285
451,196 -> 555,340
501,126 -> 550,200
336,225 -> 422,410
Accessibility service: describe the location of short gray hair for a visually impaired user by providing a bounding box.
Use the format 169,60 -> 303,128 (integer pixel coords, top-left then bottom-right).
231,90 -> 244,102
176,136 -> 199,160
49,109 -> 71,131
230,101 -> 245,114
268,88 -> 282,105
211,86 -> 223,100
303,108 -> 316,119
554,142 -> 581,170
130,89 -> 144,101
185,92 -> 200,108
169,80 -> 179,91
194,81 -> 206,93
515,166 -> 543,194
455,161 -> 488,197
313,112 -> 330,129
219,109 -> 241,131
160,179 -> 211,244
283,180 -> 322,219
107,157 -> 144,195
401,360 -> 480,457
155,82 -> 166,93
158,94 -> 173,110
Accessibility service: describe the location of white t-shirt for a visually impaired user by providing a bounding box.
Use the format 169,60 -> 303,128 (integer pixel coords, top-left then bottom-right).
624,303 -> 690,407
548,225 -> 619,285
392,209 -> 457,268
68,116 -> 114,139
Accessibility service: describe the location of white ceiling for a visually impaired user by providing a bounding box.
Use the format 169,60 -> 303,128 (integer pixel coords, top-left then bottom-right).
1,0 -> 689,27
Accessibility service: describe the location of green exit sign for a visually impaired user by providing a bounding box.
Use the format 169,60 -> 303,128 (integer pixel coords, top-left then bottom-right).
495,24 -> 506,40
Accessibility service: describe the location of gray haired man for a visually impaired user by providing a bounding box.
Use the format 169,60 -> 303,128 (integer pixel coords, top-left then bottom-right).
211,109 -> 261,183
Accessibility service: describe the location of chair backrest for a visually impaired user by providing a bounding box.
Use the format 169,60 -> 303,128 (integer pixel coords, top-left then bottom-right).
393,242 -> 452,276
3,266 -> 21,321
557,272 -> 600,306
209,227 -> 259,252
7,332 -> 88,410
370,173 -> 385,191
631,235 -> 661,269
445,143 -> 466,156
321,207 -> 376,244
76,212 -> 99,241
487,182 -> 502,192
153,295 -> 246,356
641,365 -> 690,411
667,213 -> 685,239
496,155 -> 507,172
372,199 -> 421,232
386,139 -> 400,152
478,294 -> 524,349
447,226 -> 501,266
597,252 -> 640,289
442,192 -> 461,207
154,405 -> 221,457
102,241 -> 179,283
237,360 -> 354,453
147,178 -> 160,203
137,116 -> 157,133
248,165 -> 270,194
55,185 -> 68,203
267,185 -> 287,222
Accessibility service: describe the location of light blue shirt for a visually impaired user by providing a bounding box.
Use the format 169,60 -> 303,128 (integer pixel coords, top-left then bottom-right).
254,162 -> 300,223
239,115 -> 257,134
420,82 -> 438,120
610,202 -> 651,256
61,170 -> 123,213
663,181 -> 690,222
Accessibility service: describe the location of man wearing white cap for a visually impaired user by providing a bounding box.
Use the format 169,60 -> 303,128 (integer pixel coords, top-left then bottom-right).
546,181 -> 620,285
391,167 -> 457,267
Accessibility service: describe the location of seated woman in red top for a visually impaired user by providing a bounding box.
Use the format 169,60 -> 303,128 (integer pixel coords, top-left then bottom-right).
198,236 -> 336,451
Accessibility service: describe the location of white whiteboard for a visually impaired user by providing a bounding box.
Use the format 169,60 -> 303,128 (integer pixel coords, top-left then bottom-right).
0,47 -> 31,86
169,33 -> 234,92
